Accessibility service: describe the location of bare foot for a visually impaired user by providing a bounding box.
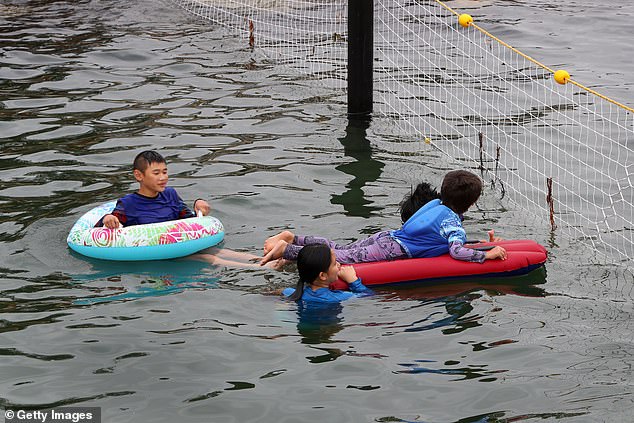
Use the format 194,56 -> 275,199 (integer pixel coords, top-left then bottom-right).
258,258 -> 290,271
264,230 -> 294,255
488,230 -> 502,242
269,258 -> 290,271
260,240 -> 288,266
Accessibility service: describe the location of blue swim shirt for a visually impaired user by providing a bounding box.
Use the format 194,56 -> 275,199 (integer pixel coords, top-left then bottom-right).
282,278 -> 373,304
96,187 -> 194,227
391,199 -> 467,258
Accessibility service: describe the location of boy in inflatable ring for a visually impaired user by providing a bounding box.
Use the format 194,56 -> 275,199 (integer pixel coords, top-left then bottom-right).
96,150 -> 210,228
95,150 -> 285,269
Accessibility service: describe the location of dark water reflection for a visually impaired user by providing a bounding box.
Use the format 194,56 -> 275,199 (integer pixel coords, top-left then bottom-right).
331,118 -> 385,217
2,0 -> 634,421
70,257 -> 219,305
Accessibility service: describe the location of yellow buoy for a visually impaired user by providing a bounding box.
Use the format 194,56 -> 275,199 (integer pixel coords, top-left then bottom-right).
554,70 -> 570,85
458,14 -> 473,28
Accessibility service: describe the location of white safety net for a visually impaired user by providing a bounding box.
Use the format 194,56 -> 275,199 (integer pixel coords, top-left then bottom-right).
170,0 -> 634,268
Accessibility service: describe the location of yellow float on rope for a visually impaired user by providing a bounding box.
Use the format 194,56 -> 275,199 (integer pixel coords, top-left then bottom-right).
458,14 -> 473,28
554,70 -> 570,85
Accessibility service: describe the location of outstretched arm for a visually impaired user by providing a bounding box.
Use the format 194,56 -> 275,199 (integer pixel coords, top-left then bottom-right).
441,215 -> 505,262
175,195 -> 210,219
193,199 -> 210,216
449,241 -> 486,263
484,246 -> 507,261
176,194 -> 195,219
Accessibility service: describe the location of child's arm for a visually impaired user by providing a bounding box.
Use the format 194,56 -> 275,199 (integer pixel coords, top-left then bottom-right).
95,201 -> 127,228
102,214 -> 121,229
338,266 -> 373,295
338,265 -> 358,283
476,231 -> 506,261
193,199 -> 210,216
484,246 -> 507,261
441,215 -> 506,262
440,215 -> 485,262
449,241 -> 486,263
449,241 -> 507,262
176,195 -> 210,219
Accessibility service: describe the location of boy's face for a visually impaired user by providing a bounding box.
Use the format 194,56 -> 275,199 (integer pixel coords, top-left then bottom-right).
134,161 -> 168,194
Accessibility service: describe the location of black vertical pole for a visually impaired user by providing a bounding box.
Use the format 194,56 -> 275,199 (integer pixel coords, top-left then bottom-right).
348,0 -> 373,118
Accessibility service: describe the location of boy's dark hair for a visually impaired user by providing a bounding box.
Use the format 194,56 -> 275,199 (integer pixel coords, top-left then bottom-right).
440,170 -> 483,214
399,182 -> 440,223
133,150 -> 166,173
288,244 -> 332,301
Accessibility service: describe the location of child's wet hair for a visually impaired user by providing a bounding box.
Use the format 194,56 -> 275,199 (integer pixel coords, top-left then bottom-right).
133,150 -> 166,173
399,182 -> 440,223
440,170 -> 483,214
288,244 -> 332,301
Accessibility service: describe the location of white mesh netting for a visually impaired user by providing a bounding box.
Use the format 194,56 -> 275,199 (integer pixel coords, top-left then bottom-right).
171,0 -> 348,88
170,0 -> 633,268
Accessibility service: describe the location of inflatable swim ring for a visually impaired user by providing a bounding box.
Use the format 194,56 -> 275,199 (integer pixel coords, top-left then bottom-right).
333,239 -> 547,287
67,201 -> 225,261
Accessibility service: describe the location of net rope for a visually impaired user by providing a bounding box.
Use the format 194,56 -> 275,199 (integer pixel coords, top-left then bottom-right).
169,0 -> 633,269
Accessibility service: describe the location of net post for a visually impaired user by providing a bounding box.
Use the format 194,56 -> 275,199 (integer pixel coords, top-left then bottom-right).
347,0 -> 373,118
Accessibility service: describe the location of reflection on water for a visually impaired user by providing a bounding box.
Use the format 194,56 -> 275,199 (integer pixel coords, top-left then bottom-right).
381,267 -> 548,301
295,301 -> 345,344
70,257 -> 219,305
331,117 -> 385,217
282,269 -> 547,372
387,281 -> 545,382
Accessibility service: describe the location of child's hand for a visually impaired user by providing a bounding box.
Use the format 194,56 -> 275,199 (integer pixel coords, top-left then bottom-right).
194,199 -> 210,216
338,265 -> 358,283
485,246 -> 507,261
102,214 -> 121,229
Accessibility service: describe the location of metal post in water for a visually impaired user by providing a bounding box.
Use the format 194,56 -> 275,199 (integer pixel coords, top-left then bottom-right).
347,0 -> 373,118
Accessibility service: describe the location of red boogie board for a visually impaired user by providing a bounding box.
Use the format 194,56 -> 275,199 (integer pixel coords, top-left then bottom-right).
334,239 -> 547,287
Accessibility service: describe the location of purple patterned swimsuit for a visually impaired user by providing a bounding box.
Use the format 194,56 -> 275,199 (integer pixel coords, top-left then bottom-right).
282,221 -> 486,264
282,231 -> 408,264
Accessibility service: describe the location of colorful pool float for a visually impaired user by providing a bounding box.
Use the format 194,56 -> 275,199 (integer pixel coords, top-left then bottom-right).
67,201 -> 225,261
333,239 -> 547,287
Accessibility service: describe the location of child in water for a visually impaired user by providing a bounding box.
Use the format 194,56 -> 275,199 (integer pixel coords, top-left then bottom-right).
282,244 -> 373,303
261,170 -> 507,265
97,150 -> 211,228
96,150 -> 279,268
